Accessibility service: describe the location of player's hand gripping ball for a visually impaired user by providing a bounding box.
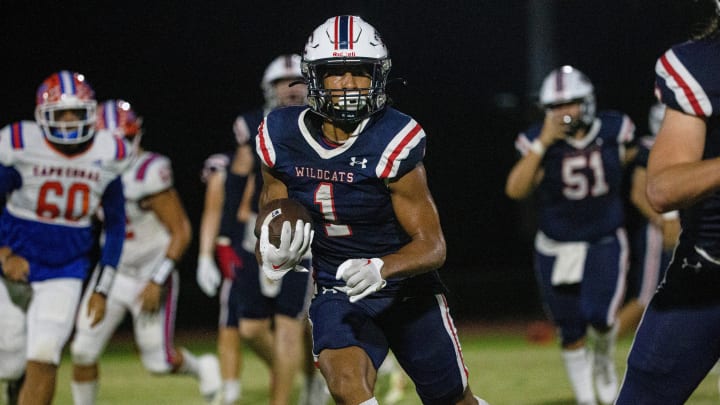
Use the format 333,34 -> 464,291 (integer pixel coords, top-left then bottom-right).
255,198 -> 314,280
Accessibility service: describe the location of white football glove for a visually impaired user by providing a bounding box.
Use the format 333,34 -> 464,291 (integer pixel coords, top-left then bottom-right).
260,219 -> 313,281
196,254 -> 221,297
335,258 -> 387,303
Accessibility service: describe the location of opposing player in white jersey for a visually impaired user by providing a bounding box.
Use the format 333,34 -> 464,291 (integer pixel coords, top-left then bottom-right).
0,71 -> 131,405
69,100 -> 222,404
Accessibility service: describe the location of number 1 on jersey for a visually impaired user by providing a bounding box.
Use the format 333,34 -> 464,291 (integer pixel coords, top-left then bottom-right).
314,182 -> 351,237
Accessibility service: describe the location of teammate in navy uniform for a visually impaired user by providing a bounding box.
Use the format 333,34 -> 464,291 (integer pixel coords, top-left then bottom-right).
255,15 -> 486,405
197,54 -> 328,404
616,2 -> 720,402
616,102 -> 679,338
506,66 -> 635,405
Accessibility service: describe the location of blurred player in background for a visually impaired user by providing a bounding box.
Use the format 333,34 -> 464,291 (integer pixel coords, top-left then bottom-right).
506,65 -> 635,404
616,101 -> 679,338
616,2 -> 720,402
0,71 -> 131,405
197,54 -> 329,404
255,15 -> 487,405
70,99 -> 221,404
197,151 -> 258,404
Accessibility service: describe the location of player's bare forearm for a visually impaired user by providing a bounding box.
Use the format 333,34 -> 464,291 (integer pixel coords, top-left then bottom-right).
151,188 -> 192,261
259,164 -> 288,207
199,172 -> 225,255
505,155 -> 543,200
646,108 -> 715,211
384,165 -> 446,279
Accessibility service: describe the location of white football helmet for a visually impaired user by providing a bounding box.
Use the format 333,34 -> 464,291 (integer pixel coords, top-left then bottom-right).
539,65 -> 596,127
648,102 -> 666,136
302,15 -> 392,123
35,70 -> 97,145
261,54 -> 306,110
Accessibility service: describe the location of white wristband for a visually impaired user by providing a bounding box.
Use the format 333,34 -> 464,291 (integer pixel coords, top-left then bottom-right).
529,139 -> 546,157
94,265 -> 116,296
151,258 -> 175,285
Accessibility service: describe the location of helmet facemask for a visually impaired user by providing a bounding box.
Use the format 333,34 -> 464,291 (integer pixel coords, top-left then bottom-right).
35,99 -> 97,145
539,65 -> 596,135
303,58 -> 391,124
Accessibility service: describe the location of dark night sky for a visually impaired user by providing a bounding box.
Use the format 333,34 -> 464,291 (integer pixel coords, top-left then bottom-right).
0,1 -> 701,323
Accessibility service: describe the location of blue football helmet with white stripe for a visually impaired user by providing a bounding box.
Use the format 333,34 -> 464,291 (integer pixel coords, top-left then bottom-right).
302,15 -> 392,123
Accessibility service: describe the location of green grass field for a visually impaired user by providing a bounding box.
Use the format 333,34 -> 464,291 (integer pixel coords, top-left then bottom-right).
33,324 -> 720,404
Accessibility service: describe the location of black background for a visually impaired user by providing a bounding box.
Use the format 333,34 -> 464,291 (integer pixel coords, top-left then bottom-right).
0,1 -> 703,326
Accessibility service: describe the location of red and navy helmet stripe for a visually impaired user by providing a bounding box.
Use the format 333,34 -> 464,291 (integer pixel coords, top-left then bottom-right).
114,137 -> 127,159
10,122 -> 24,149
58,70 -> 77,96
334,15 -> 354,50
555,70 -> 564,93
102,100 -> 119,130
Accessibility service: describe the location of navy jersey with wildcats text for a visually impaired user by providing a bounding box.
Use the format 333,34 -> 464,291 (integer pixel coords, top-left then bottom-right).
514,111 -> 635,241
655,37 -> 720,257
256,106 -> 444,294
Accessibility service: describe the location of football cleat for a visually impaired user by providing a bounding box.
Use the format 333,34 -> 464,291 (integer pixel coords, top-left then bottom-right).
197,354 -> 222,404
589,327 -> 618,404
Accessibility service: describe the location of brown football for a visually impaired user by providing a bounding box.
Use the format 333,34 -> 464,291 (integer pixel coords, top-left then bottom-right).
255,198 -> 313,248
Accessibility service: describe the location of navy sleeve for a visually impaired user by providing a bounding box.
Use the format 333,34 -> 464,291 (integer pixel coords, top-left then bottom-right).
219,171 -> 248,240
0,164 -> 22,195
98,177 -> 126,268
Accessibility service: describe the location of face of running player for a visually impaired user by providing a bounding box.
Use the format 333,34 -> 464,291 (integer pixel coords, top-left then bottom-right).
321,65 -> 373,115
273,78 -> 307,107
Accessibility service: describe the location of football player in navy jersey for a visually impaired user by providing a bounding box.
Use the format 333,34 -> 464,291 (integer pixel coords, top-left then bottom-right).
197,55 -> 330,404
616,2 -> 720,403
616,102 -> 680,338
255,15 -> 486,405
0,71 -> 132,405
506,66 -> 635,405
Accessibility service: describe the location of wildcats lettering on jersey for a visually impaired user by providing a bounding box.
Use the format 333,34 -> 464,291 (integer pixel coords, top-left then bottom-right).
294,166 -> 355,183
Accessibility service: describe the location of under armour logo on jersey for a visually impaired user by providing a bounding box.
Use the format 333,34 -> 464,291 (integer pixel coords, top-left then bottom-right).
321,287 -> 338,295
349,157 -> 367,168
682,258 -> 702,272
